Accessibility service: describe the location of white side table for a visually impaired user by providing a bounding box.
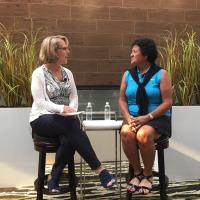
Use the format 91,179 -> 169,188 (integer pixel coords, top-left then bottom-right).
80,119 -> 123,198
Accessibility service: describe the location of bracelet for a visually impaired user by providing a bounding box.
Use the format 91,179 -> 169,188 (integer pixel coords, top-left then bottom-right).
148,113 -> 154,120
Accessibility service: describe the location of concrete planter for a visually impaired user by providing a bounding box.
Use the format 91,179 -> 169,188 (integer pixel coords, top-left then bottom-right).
0,107 -> 121,187
0,106 -> 200,187
0,108 -> 37,187
166,106 -> 200,181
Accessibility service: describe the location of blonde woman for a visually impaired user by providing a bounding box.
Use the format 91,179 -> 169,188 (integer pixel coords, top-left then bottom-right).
30,35 -> 115,193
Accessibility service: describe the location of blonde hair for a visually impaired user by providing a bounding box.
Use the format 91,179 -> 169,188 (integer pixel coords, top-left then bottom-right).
39,35 -> 69,64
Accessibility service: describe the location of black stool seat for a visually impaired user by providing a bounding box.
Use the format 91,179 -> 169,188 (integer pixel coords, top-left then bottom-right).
127,135 -> 169,199
155,135 -> 169,149
33,133 -> 77,200
34,134 -> 60,152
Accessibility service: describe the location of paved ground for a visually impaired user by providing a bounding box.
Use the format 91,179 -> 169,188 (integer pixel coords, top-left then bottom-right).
0,161 -> 199,200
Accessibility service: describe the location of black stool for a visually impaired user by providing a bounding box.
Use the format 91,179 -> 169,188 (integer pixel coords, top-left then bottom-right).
126,136 -> 169,199
33,133 -> 77,200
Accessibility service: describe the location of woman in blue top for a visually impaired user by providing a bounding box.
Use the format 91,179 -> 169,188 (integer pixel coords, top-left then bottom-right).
119,38 -> 172,195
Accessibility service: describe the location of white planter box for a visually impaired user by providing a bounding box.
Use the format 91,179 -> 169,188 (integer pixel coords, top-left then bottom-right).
0,108 -> 124,187
166,106 -> 200,181
0,106 -> 199,187
0,108 -> 38,187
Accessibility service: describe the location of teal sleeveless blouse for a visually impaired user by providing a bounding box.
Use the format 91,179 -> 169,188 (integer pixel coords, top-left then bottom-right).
125,69 -> 171,117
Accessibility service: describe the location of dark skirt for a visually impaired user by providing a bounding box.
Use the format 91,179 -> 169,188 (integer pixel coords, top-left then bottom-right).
123,115 -> 171,138
146,116 -> 171,138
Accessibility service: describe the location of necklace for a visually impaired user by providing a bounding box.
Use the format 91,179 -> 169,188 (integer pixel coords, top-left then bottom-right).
137,65 -> 151,77
139,66 -> 151,75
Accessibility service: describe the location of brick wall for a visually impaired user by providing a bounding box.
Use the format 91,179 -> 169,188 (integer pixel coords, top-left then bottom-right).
0,0 -> 200,86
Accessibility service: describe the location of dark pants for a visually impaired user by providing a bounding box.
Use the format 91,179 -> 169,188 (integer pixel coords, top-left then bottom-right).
30,114 -> 101,185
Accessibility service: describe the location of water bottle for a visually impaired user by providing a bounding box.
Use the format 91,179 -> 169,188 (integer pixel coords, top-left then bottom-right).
104,102 -> 111,120
86,102 -> 92,120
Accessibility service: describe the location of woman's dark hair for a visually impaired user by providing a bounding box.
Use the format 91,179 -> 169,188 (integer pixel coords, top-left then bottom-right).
132,38 -> 158,64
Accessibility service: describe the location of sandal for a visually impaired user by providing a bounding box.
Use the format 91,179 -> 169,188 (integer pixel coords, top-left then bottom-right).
99,169 -> 116,188
138,175 -> 153,195
127,170 -> 143,193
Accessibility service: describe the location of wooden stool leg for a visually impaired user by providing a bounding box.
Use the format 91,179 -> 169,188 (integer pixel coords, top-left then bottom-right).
126,192 -> 132,200
158,148 -> 167,199
68,157 -> 77,200
128,164 -> 134,180
37,151 -> 46,200
126,164 -> 134,200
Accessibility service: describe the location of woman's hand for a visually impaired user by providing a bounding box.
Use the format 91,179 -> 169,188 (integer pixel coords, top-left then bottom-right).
63,105 -> 76,113
126,115 -> 137,133
132,115 -> 149,131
